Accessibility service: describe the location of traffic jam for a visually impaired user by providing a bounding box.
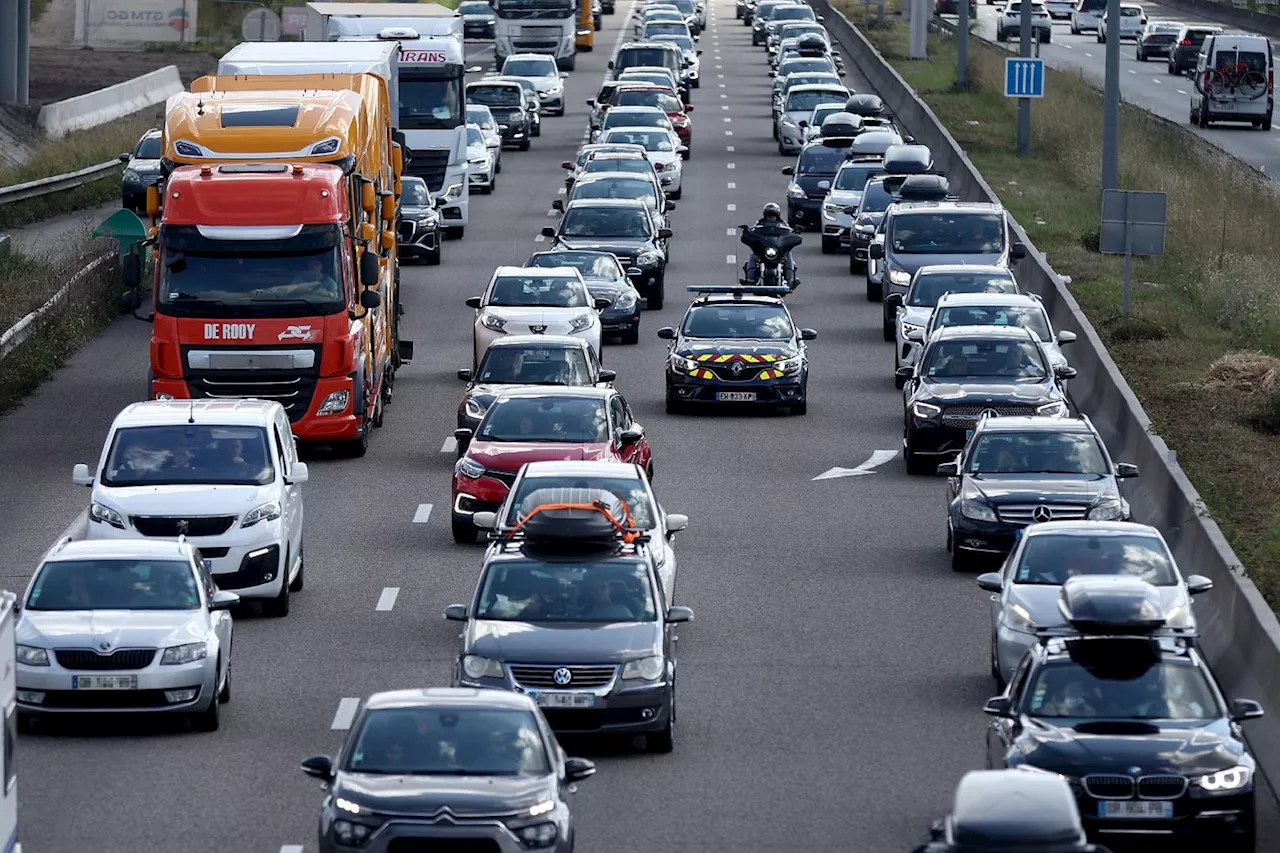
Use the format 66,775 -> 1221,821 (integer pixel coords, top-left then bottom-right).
7,0 -> 1268,852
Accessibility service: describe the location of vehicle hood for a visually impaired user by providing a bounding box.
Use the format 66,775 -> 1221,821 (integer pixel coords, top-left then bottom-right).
917,379 -> 1056,402
462,12 -> 495,21
527,76 -> 562,92
488,106 -> 525,121
335,772 -> 553,818
887,251 -> 1007,274
675,339 -> 797,359
94,483 -> 275,517
901,305 -> 933,328
795,172 -> 836,196
401,204 -> 438,222
824,188 -> 863,209
967,473 -> 1117,503
468,143 -> 489,159
466,619 -> 661,663
482,306 -> 592,323
18,609 -> 207,650
584,279 -> 631,300
780,108 -> 816,125
554,238 -> 651,258
466,441 -> 614,470
1006,581 -> 1185,633
125,159 -> 162,178
1018,718 -> 1245,777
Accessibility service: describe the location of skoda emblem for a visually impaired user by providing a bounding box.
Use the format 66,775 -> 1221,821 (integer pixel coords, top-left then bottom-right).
1032,505 -> 1053,523
176,519 -> 189,535
730,362 -> 744,376
552,667 -> 573,686
529,325 -> 547,334
981,409 -> 1001,420
99,640 -> 111,652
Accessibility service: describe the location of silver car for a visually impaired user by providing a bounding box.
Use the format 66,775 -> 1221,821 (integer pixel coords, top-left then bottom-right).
466,104 -> 504,173
819,155 -> 883,253
890,265 -> 1020,381
15,537 -> 237,731
912,291 -> 1077,373
977,521 -> 1213,687
499,53 -> 567,116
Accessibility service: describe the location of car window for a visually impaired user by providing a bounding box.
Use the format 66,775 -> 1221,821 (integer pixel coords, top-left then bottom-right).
504,58 -> 557,77
609,395 -> 631,431
932,304 -> 1052,341
467,126 -> 486,145
602,129 -> 675,151
502,477 -> 653,529
1120,5 -> 1142,16
476,558 -> 656,622
1013,533 -> 1176,585
786,90 -> 845,112
477,346 -> 594,386
560,207 -> 651,238
468,85 -> 521,107
401,178 -> 430,207
967,430 -> 1109,476
1026,659 -> 1216,720
603,110 -> 672,130
530,252 -> 624,279
834,163 -> 884,191
890,213 -> 1005,254
681,303 -> 794,339
1215,49 -> 1268,73
797,144 -> 847,174
347,707 -> 550,776
101,424 -> 274,486
583,157 -> 654,176
135,134 -> 162,159
574,178 -> 657,207
922,339 -> 1048,380
477,396 -> 609,443
909,273 -> 1018,307
28,559 -> 201,611
488,275 -> 588,308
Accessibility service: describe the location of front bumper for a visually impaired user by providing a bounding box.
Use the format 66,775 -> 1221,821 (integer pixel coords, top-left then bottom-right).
821,210 -> 853,244
905,419 -> 970,457
495,121 -> 529,145
452,473 -> 512,519
1076,788 -> 1255,845
1139,41 -> 1175,55
456,673 -> 672,736
317,811 -> 566,853
600,307 -> 641,334
468,165 -> 494,188
538,91 -> 564,112
398,219 -> 440,256
777,124 -> 805,152
850,228 -> 876,261
787,196 -> 823,228
950,507 -> 1020,560
18,657 -> 214,715
463,22 -> 496,38
628,263 -> 665,298
666,371 -> 806,405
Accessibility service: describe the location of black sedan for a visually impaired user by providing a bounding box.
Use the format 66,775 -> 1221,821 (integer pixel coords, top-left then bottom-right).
301,688 -> 595,853
120,128 -> 162,213
542,198 -> 672,309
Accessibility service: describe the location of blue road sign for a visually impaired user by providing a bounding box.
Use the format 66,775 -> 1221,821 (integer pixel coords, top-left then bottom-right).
1004,58 -> 1045,99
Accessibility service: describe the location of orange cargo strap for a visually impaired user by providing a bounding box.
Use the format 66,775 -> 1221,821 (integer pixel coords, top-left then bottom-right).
507,499 -> 641,544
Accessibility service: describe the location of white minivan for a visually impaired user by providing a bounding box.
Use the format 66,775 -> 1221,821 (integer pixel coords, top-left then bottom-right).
1191,33 -> 1274,130
73,399 -> 308,617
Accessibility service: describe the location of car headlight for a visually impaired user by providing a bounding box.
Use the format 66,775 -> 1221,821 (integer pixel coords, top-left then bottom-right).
1195,766 -> 1252,792
636,249 -> 663,265
1004,602 -> 1037,633
16,645 -> 49,666
1165,597 -> 1194,629
241,500 -> 281,528
901,322 -> 924,339
1036,401 -> 1069,417
671,353 -> 699,373
469,157 -> 489,166
777,355 -> 803,375
787,183 -> 806,199
888,269 -> 911,286
331,818 -> 382,848
621,655 -> 665,680
514,822 -> 558,849
444,183 -> 464,201
822,202 -> 845,215
912,401 -> 940,419
568,312 -> 595,333
122,169 -> 142,183
464,396 -> 490,420
160,642 -> 208,665
960,498 -> 997,522
612,290 -> 638,311
456,457 -> 485,479
89,501 -> 125,529
416,216 -> 436,228
461,654 -> 505,680
480,313 -> 507,333
1087,498 -> 1125,520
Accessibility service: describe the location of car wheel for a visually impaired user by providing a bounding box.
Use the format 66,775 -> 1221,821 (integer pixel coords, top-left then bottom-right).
426,245 -> 442,266
1264,113 -> 1274,131
646,461 -> 655,482
622,326 -> 640,345
218,648 -> 232,704
1190,110 -> 1200,126
821,235 -> 838,254
670,185 -> 682,200
1097,32 -> 1104,43
263,560 -> 291,617
894,364 -> 907,389
866,276 -> 882,301
519,138 -> 531,151
904,445 -> 931,475
289,542 -> 305,592
991,635 -> 1007,691
665,391 -> 684,414
791,399 -> 807,415
850,253 -> 862,275
15,713 -> 37,735
882,319 -> 894,342
951,545 -> 971,572
1136,49 -> 1144,61
190,694 -> 220,732
1071,23 -> 1079,35
446,226 -> 465,240
452,513 -> 479,544
647,692 -> 675,753
340,418 -> 371,458
532,122 -> 541,138
1200,104 -> 1211,127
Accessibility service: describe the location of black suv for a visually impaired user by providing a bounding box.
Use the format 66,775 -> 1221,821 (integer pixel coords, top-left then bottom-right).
542,198 -> 673,309
900,326 -> 1075,474
938,414 -> 1138,570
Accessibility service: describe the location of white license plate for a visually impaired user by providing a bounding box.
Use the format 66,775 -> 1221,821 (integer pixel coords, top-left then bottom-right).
717,392 -> 757,402
1099,801 -> 1173,819
532,691 -> 594,709
72,675 -> 137,690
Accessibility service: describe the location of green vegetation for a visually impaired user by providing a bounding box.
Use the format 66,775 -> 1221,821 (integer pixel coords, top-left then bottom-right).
843,10 -> 1280,607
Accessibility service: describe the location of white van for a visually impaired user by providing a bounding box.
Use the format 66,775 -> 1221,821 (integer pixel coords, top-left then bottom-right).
1190,33 -> 1274,130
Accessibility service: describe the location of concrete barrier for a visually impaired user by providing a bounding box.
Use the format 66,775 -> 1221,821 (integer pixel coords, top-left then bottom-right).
38,65 -> 182,140
1156,0 -> 1280,40
816,0 -> 1280,795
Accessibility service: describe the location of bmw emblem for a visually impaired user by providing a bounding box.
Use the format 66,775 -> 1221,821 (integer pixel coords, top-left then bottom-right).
1032,505 -> 1053,523
1128,766 -> 1141,775
552,667 -> 572,686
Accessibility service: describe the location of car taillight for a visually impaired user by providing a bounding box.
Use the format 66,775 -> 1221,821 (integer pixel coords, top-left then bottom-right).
1180,38 -> 1191,45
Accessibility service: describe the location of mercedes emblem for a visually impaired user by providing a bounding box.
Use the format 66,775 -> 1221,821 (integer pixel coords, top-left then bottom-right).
981,409 -> 1001,420
1032,505 -> 1053,523
552,667 -> 573,686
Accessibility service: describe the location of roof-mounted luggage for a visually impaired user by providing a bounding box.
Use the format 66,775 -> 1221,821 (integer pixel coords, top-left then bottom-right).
500,488 -> 648,549
882,143 -> 933,174
818,111 -> 863,139
844,94 -> 885,117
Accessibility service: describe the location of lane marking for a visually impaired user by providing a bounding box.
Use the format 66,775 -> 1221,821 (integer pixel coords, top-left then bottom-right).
1062,43 -> 1073,50
720,93 -> 728,99
1177,88 -> 1187,94
722,105 -> 730,110
442,436 -> 457,454
812,450 -> 901,481
717,73 -> 725,79
280,847 -> 304,853
1084,51 -> 1093,57
727,163 -> 736,170
331,698 -> 361,730
557,186 -> 565,194
719,83 -> 726,88
727,181 -> 736,188
1127,69 -> 1136,75
726,227 -> 736,235
377,587 -> 400,612
413,503 -> 433,524
726,145 -> 735,152
546,209 -> 559,216
726,254 -> 736,264
534,233 -> 546,242
727,203 -> 736,211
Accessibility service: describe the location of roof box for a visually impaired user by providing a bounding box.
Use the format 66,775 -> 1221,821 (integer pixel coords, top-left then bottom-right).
950,770 -> 1087,852
513,488 -> 641,546
844,94 -> 885,117
882,144 -> 933,174
1057,576 -> 1167,635
847,131 -> 902,156
819,111 -> 863,138
795,33 -> 829,55
896,174 -> 951,201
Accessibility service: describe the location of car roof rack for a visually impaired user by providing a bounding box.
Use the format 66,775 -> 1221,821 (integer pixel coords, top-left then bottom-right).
496,488 -> 650,551
687,284 -> 790,301
1031,576 -> 1196,644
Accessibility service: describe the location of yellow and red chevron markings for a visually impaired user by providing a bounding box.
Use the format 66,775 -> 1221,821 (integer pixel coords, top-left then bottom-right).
691,352 -> 781,364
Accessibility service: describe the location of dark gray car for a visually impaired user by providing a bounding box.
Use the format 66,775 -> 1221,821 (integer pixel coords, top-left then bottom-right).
120,128 -> 162,213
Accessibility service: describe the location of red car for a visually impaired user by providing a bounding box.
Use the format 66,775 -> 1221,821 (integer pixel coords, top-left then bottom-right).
611,85 -> 694,156
451,386 -> 653,542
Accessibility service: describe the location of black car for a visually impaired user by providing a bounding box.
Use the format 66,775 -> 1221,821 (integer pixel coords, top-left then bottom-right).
457,0 -> 496,38
300,688 -> 595,853
985,576 -> 1263,852
120,128 -> 162,213
447,491 -> 694,752
1135,20 -> 1183,61
938,414 -> 1138,571
1168,25 -> 1223,74
847,155 -> 943,274
782,137 -> 863,230
396,176 -> 442,265
542,198 -> 672,309
527,250 -> 644,344
900,326 -> 1075,474
659,285 -> 816,414
466,81 -> 534,151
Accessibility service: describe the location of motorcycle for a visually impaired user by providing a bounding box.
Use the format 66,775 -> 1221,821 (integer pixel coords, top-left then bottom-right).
739,223 -> 803,291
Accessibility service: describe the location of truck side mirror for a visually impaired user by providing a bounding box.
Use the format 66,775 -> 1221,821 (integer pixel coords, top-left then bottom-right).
380,230 -> 395,251
361,181 -> 377,214
380,190 -> 395,224
392,143 -> 404,180
360,250 -> 379,288
145,185 -> 160,218
1010,241 -> 1027,260
360,288 -> 381,310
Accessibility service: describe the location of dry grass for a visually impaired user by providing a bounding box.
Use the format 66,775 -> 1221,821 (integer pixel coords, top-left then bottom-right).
847,12 -> 1280,606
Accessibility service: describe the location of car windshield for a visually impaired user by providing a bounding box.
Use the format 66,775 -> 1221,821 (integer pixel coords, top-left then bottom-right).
1026,660 -> 1216,720
786,90 -> 844,112
1120,5 -> 1142,16
28,559 -> 200,611
583,157 -> 653,176
458,1 -> 494,13
908,273 -> 1018,306
653,35 -> 695,52
834,162 -> 884,191
602,129 -> 674,151
477,558 -> 656,622
967,430 -> 1110,476
616,90 -> 683,111
529,252 -> 624,279
504,58 -> 557,77
135,134 -> 162,158
645,23 -> 689,36
603,110 -> 671,130
1013,533 -> 1176,585
466,106 -> 493,126
809,106 -> 843,126
560,207 -> 651,238
573,178 -> 657,206
933,304 -> 1052,341
504,475 -> 656,528
860,180 -> 895,212
780,60 -> 834,77
797,144 -> 847,174
773,7 -> 815,20
781,24 -> 825,38
477,345 -> 594,385
347,707 -> 550,776
682,303 -> 794,339
617,48 -> 676,69
923,339 -> 1048,379
890,212 -> 1005,253
467,126 -> 486,145
619,73 -> 675,90
488,275 -> 588,307
477,396 -> 609,442
100,424 -> 273,487
1151,23 -> 1180,33
401,179 -> 430,207
469,85 -> 521,107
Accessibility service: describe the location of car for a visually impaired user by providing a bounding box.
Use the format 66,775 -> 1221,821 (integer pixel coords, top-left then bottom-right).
636,7 -> 685,41
819,155 -> 885,253
499,53 -> 568,116
771,23 -> 829,58
899,325 -> 1075,474
300,688 -> 596,853
607,85 -> 694,151
396,176 -> 443,266
611,43 -> 688,98
557,171 -> 674,235
528,250 -> 644,344
800,103 -> 851,146
935,0 -> 978,14
465,123 -> 497,194
485,76 -> 545,136
782,130 -> 874,231
649,33 -> 701,89
457,0 -> 497,38
467,266 -> 608,367
984,576 -> 1262,851
848,158 -> 946,275
572,152 -> 666,192
16,537 -> 237,731
588,81 -> 655,131
995,1 -> 1052,43
752,0 -> 801,45
775,83 -> 849,154
446,491 -> 693,751
562,142 -> 649,192
915,291 -> 1078,373
641,21 -> 693,45
772,73 -> 844,129
617,65 -> 687,102
770,58 -> 841,104
1097,2 -> 1145,42
597,127 -> 687,197
1069,0 -> 1106,33
466,80 -> 535,150
659,285 -> 817,414
456,335 -> 614,431
466,103 -> 504,172
450,386 -> 654,542
1190,33 -> 1275,130
1135,20 -> 1183,60
975,519 -> 1215,684
73,399 -> 309,616
763,2 -> 819,43
1167,24 -> 1223,75
119,128 -> 162,213
1042,0 -> 1074,19
593,105 -> 676,143
542,197 -> 673,309
889,266 -> 1021,382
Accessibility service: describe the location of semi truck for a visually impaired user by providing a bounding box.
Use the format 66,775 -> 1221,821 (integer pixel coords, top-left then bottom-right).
492,0 -> 579,71
0,592 -> 18,853
576,0 -> 594,51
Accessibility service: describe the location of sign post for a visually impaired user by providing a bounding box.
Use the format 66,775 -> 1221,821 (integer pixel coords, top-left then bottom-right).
1100,190 -> 1167,330
957,0 -> 970,89
1003,56 -> 1044,155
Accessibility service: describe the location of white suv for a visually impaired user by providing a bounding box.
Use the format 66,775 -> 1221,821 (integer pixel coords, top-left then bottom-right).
73,399 -> 308,617
468,266 -> 607,367
996,1 -> 1052,42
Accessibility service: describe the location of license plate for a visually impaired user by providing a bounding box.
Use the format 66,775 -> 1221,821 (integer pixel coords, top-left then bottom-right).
717,392 -> 757,402
532,691 -> 594,709
1099,801 -> 1173,819
72,675 -> 137,690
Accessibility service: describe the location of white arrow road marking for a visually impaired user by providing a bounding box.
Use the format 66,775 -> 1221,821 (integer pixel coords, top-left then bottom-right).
812,449 -> 900,481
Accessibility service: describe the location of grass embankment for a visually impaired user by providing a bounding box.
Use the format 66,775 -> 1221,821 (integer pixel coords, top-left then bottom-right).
842,10 -> 1280,607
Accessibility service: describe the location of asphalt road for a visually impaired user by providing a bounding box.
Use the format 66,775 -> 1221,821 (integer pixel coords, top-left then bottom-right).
0,2 -> 1275,851
962,1 -> 1280,174
5,200 -> 117,260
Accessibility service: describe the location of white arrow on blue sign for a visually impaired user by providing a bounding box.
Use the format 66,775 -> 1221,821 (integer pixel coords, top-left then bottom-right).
1004,57 -> 1045,99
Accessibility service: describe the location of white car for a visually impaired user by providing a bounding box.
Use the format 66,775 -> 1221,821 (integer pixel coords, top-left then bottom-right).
594,105 -> 675,142
465,104 -> 503,173
599,127 -> 686,197
801,104 -> 848,143
465,123 -> 496,194
499,53 -> 567,116
1097,3 -> 1146,42
819,155 -> 885,253
72,399 -> 308,617
912,290 -> 1078,374
16,537 -> 237,731
995,1 -> 1052,42
467,266 -> 609,366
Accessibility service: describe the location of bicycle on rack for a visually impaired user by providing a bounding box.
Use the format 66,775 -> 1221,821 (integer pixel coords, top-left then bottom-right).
1195,61 -> 1270,100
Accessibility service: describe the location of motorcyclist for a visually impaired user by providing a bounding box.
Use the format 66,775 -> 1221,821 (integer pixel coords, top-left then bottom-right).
742,203 -> 800,288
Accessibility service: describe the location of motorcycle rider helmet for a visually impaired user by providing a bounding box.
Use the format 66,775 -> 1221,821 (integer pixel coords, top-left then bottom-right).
761,202 -> 782,222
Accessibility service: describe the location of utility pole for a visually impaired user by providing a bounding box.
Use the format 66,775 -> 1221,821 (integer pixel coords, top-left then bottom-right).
908,0 -> 928,60
957,0 -> 970,89
1101,0 -> 1121,191
1017,0 -> 1032,155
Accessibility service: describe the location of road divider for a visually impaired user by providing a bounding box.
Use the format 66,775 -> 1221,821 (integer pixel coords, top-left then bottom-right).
39,65 -> 183,140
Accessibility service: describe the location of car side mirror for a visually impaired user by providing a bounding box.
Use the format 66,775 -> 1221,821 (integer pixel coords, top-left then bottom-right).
684,104 -> 694,111
768,70 -> 776,77
1230,699 -> 1265,722
118,152 -> 131,163
666,605 -> 695,623
781,165 -> 794,175
457,368 -> 473,381
472,511 -> 496,530
1056,330 -> 1077,345
817,14 -> 825,20
976,572 -> 1003,593
121,289 -> 143,312
799,328 -> 818,341
564,756 -> 596,782
454,428 -> 473,451
666,202 -> 677,210
359,250 -> 379,288
885,292 -> 904,308
1185,574 -> 1214,595
541,226 -> 557,238
658,227 -> 674,239
466,296 -> 483,309
868,243 -> 884,259
618,427 -> 643,446
210,589 -> 240,610
665,512 -> 688,533
937,461 -> 960,477
657,326 -> 677,340
1010,241 -> 1027,260
895,367 -> 914,381
561,160 -> 574,169
983,696 -> 1014,718
286,461 -> 310,485
551,199 -> 564,212
586,99 -> 595,107
443,603 -> 470,621
300,755 -> 335,781
607,60 -> 615,69
597,369 -> 616,383
594,296 -> 613,310
1115,462 -> 1138,478
72,463 -> 93,486
906,328 -> 924,342
1054,365 -> 1078,380
360,288 -> 381,310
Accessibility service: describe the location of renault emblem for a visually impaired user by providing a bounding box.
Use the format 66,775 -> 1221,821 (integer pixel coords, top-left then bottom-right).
730,362 -> 744,376
552,667 -> 573,686
530,325 -> 547,334
1032,505 -> 1053,523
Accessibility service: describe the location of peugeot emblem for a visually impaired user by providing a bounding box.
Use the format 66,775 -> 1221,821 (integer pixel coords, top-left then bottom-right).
730,362 -> 744,376
981,409 -> 1001,420
1032,505 -> 1053,523
176,519 -> 189,535
530,325 -> 547,334
552,667 -> 573,686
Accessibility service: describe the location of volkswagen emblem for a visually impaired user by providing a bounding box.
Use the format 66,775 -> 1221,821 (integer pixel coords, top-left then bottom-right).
176,519 -> 189,535
1032,505 -> 1053,523
529,325 -> 547,334
730,361 -> 744,376
981,409 -> 1001,420
552,667 -> 573,686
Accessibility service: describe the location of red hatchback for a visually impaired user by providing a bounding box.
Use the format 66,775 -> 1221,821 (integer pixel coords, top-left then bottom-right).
451,386 -> 653,542
613,86 -> 694,155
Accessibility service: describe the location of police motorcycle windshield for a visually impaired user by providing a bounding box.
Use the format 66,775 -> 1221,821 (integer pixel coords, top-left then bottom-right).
740,226 -> 803,259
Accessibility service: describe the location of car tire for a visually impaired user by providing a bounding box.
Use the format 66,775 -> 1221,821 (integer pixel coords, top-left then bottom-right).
191,695 -> 220,732
622,326 -> 640,345
646,461 -> 655,483
648,275 -> 665,310
1200,104 -> 1211,127
991,635 -> 1007,691
289,543 -> 305,592
894,364 -> 907,389
1098,32 -> 1105,43
866,276 -> 882,301
647,692 -> 675,753
555,107 -> 566,117
1190,110 -> 1200,126
670,185 -> 682,200
850,254 -> 862,275
217,648 -> 232,704
903,445 -> 931,475
340,420 -> 371,458
665,392 -> 684,414
1071,23 -> 1079,35
821,235 -> 838,254
532,122 -> 541,138
519,138 -> 531,151
263,561 -> 291,618
791,400 -> 807,415
426,245 -> 442,266
452,513 -> 479,544
1136,49 -> 1145,61
1264,113 -> 1273,131
951,545 -> 971,572
882,319 -> 894,342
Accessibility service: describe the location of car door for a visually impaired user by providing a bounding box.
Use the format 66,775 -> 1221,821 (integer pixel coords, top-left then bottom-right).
197,556 -> 232,680
987,656 -> 1031,768
274,415 -> 304,562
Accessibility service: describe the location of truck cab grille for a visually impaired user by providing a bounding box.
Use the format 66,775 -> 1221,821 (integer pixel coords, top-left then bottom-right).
405,148 -> 450,192
181,345 -> 322,423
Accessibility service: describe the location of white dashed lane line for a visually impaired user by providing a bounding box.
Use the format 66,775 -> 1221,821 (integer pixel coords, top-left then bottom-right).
726,145 -> 735,152
727,182 -> 736,189
726,254 -> 736,264
727,163 -> 735,169
534,233 -> 546,242
413,503 -> 433,524
727,203 -> 736,211
441,436 -> 457,454
280,846 -> 304,853
377,587 -> 401,612
1177,88 -> 1188,94
331,698 -> 361,731
726,227 -> 736,235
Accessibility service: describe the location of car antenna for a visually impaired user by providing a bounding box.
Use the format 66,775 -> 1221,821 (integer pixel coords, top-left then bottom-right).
188,400 -> 196,424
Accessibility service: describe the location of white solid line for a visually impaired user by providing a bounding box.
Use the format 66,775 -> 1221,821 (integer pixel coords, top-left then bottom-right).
280,846 -> 305,853
1152,79 -> 1161,84
727,203 -> 736,211
1062,43 -> 1073,50
413,503 -> 433,524
557,187 -> 566,194
534,233 -> 545,242
332,698 -> 360,730
727,163 -> 735,169
726,145 -> 735,152
719,83 -> 726,88
720,93 -> 727,99
723,117 -> 732,123
377,587 -> 400,612
727,182 -> 736,189
441,436 -> 457,454
725,254 -> 736,264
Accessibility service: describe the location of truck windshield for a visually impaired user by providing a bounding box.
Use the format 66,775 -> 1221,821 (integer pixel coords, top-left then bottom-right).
493,0 -> 576,18
158,224 -> 345,318
401,69 -> 463,130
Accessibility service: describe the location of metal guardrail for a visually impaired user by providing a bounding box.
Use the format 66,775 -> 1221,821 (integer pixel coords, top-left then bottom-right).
0,159 -> 122,207
0,252 -> 115,362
